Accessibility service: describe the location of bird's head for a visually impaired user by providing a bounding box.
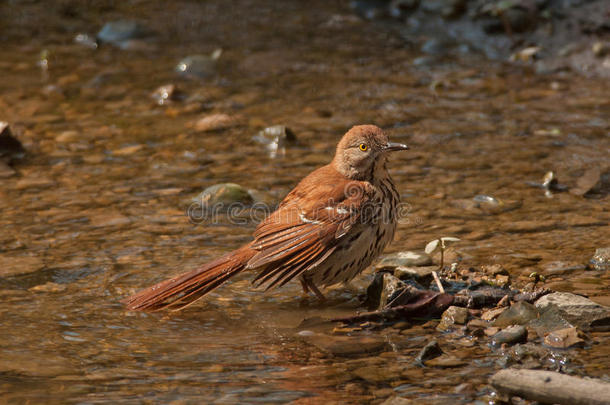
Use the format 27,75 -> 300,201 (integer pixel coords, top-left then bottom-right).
332,125 -> 408,180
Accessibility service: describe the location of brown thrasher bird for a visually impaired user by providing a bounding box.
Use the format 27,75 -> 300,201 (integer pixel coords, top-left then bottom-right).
124,125 -> 408,311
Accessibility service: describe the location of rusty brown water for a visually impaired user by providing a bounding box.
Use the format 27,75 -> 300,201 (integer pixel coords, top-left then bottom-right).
0,1 -> 608,403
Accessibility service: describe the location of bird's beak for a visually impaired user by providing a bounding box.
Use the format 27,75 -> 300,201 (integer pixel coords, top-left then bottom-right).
383,142 -> 409,152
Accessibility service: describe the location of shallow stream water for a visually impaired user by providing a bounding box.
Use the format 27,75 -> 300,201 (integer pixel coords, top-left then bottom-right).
0,1 -> 608,403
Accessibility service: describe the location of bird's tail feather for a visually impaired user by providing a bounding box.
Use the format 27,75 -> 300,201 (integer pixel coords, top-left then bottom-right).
123,246 -> 255,311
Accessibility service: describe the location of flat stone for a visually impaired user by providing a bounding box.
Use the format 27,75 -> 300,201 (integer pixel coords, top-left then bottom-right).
425,354 -> 467,368
192,113 -> 236,132
535,292 -> 610,331
376,251 -> 433,269
492,325 -> 528,346
541,261 -> 586,275
303,334 -> 388,357
482,307 -> 507,321
352,365 -> 402,383
543,327 -> 585,349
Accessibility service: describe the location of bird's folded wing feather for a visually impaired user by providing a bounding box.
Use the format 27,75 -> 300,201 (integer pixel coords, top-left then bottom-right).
246,170 -> 373,289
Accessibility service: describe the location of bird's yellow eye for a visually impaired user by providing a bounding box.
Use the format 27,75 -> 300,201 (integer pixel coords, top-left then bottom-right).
358,143 -> 368,151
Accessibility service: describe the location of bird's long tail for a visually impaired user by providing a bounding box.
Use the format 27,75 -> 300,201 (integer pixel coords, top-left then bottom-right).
123,246 -> 256,311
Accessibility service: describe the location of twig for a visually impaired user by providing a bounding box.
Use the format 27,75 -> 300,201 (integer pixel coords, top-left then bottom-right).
432,271 -> 445,293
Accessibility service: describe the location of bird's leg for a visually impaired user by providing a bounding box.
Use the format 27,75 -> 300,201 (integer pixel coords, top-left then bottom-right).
300,278 -> 310,298
303,277 -> 326,301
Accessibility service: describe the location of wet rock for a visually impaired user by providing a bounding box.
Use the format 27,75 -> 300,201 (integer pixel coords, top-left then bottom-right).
535,292 -> 610,331
570,167 -> 606,196
191,183 -> 254,210
415,339 -> 443,364
0,122 -> 25,162
503,220 -> 558,233
492,325 -> 527,346
175,50 -> 222,80
481,264 -> 508,276
376,251 -> 433,269
425,354 -> 467,368
542,261 -> 586,276
380,397 -> 412,405
191,113 -> 237,132
112,144 -> 143,156
352,364 -> 402,383
253,125 -> 296,158
393,265 -> 436,284
0,255 -> 44,277
151,84 -> 184,105
494,301 -> 539,327
29,282 -> 66,293
97,20 -> 153,47
543,327 -> 585,349
529,305 -> 574,336
55,130 -> 80,143
437,306 -> 468,331
303,333 -> 388,357
365,272 -> 406,310
590,247 -> 610,271
481,307 -> 507,321
73,33 -> 98,49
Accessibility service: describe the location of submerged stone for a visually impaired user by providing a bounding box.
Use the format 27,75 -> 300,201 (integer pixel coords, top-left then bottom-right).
97,20 -> 153,46
191,183 -> 254,208
543,327 -> 585,349
0,122 -> 25,161
491,325 -> 527,346
175,50 -> 222,79
415,339 -> 443,364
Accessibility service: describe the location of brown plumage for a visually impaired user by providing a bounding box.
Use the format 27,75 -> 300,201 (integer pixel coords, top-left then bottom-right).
124,125 -> 408,311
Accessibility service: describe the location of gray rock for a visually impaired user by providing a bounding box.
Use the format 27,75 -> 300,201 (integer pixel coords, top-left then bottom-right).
590,247 -> 610,271
191,183 -> 253,207
175,50 -> 222,80
415,339 -> 443,364
494,301 -> 539,327
365,272 -> 406,310
492,325 -> 527,346
535,292 -> 610,331
376,251 -> 433,270
97,20 -> 153,46
437,305 -> 469,331
393,265 -> 436,284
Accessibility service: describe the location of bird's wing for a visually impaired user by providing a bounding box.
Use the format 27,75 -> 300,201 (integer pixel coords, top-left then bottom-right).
247,170 -> 374,289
